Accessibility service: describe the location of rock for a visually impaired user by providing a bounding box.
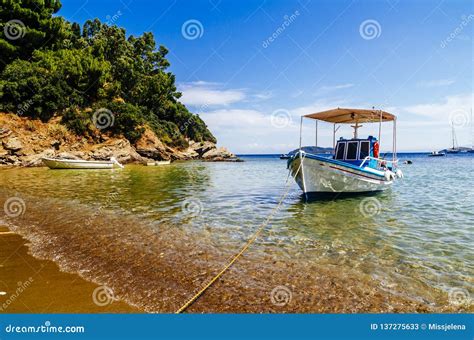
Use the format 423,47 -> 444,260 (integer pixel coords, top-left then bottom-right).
202,146 -> 236,160
56,152 -> 81,160
179,148 -> 199,159
3,137 -> 23,152
0,154 -> 20,166
189,140 -> 215,156
51,140 -> 61,150
0,128 -> 12,139
135,128 -> 170,160
21,149 -> 55,167
91,138 -> 143,163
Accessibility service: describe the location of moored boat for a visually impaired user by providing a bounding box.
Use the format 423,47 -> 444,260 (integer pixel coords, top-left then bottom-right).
42,157 -> 124,169
446,123 -> 460,153
287,108 -> 403,198
428,151 -> 446,157
146,160 -> 171,166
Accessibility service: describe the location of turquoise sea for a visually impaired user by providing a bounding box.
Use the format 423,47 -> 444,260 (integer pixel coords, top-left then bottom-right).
0,153 -> 472,312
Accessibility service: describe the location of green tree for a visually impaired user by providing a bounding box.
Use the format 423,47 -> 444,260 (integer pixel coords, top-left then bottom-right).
0,0 -> 216,147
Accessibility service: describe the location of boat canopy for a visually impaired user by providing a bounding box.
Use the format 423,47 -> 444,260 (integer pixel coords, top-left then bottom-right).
304,108 -> 395,123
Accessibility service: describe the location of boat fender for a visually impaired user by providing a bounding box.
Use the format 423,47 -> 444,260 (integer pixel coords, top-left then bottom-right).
384,170 -> 396,181
373,141 -> 379,158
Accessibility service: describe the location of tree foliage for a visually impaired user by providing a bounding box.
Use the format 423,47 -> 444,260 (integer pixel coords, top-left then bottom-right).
0,0 -> 216,146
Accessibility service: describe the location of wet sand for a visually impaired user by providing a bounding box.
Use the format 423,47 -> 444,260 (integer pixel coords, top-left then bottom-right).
1,209 -> 461,314
0,184 -> 470,313
0,225 -> 137,313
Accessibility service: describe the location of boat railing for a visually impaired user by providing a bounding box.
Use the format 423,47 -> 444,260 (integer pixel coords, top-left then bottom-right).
359,156 -> 398,169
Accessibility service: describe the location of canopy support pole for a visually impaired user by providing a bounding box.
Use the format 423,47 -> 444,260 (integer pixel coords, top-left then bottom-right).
333,124 -> 336,149
299,116 -> 303,150
378,110 -> 382,148
315,120 -> 318,147
393,117 -> 397,163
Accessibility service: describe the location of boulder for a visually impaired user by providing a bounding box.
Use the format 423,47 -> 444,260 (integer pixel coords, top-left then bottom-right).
0,128 -> 12,139
56,152 -> 81,160
51,140 -> 61,150
202,146 -> 235,160
135,128 -> 170,160
21,149 -> 55,167
190,141 -> 216,156
0,154 -> 20,166
91,139 -> 143,163
3,137 -> 23,152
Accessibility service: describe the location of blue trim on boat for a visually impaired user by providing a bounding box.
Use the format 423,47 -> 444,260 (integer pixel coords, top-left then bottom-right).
289,152 -> 386,178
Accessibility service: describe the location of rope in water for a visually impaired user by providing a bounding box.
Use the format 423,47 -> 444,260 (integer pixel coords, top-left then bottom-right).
175,158 -> 303,313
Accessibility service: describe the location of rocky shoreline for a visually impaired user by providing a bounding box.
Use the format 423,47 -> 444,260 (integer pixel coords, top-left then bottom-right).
0,113 -> 239,167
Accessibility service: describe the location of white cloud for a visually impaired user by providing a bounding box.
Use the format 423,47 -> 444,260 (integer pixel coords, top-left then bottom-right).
319,83 -> 354,91
402,93 -> 472,121
201,109 -> 272,132
312,83 -> 354,97
252,91 -> 273,101
417,79 -> 455,88
179,82 -> 245,106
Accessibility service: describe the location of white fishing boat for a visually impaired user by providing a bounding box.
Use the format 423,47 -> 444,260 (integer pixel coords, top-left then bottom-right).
42,157 -> 124,169
287,108 -> 403,198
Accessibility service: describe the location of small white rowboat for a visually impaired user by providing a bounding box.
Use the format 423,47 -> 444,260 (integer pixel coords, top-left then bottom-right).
146,160 -> 171,166
42,157 -> 124,169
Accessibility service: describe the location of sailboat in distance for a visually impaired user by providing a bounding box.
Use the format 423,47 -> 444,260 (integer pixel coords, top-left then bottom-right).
446,121 -> 460,154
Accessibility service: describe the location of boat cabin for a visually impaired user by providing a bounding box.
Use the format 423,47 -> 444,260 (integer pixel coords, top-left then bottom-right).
334,136 -> 378,167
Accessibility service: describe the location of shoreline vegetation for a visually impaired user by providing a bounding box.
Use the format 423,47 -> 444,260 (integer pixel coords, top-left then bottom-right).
0,0 -> 237,166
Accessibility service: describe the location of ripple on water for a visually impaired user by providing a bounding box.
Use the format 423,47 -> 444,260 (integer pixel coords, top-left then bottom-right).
0,154 -> 472,312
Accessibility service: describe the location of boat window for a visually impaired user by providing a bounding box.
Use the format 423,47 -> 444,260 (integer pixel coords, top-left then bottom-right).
346,141 -> 358,160
359,141 -> 370,160
335,142 -> 346,160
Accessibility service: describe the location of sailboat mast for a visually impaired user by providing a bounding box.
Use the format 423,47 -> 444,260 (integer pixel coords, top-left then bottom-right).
452,124 -> 455,149
471,108 -> 473,149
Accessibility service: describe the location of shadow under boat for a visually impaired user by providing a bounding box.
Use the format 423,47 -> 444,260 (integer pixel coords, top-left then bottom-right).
295,190 -> 382,202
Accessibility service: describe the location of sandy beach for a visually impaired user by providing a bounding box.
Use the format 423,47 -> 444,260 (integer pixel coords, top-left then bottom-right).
0,225 -> 137,313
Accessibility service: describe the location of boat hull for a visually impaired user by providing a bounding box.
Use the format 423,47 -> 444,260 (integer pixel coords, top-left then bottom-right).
42,158 -> 115,169
288,154 -> 392,194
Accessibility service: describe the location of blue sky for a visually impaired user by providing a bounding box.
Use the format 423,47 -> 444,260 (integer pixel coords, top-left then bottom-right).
61,0 -> 472,152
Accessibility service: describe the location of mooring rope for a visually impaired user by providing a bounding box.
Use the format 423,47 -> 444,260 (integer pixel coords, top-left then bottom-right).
175,158 -> 303,313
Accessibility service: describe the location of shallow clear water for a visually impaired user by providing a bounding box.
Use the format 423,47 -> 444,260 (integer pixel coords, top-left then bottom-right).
0,153 -> 472,312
